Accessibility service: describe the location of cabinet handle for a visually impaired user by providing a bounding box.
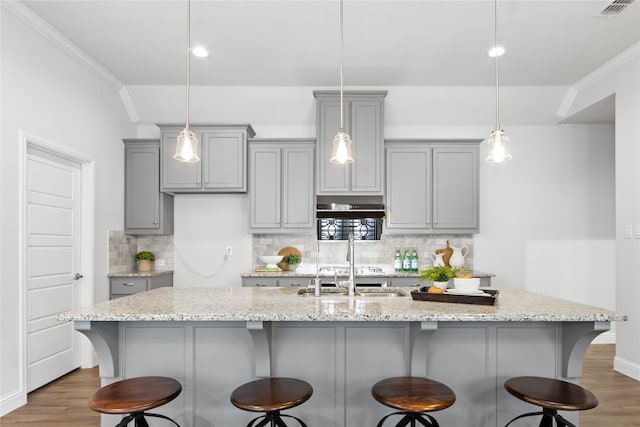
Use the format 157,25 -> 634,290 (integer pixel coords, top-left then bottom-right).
255,283 -> 268,287
123,282 -> 135,286
289,283 -> 302,287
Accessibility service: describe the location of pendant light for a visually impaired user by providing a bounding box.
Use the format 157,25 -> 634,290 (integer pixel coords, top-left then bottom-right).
486,0 -> 512,164
330,0 -> 353,164
174,0 -> 200,162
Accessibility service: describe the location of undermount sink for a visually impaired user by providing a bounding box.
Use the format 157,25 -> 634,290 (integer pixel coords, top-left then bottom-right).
297,288 -> 407,298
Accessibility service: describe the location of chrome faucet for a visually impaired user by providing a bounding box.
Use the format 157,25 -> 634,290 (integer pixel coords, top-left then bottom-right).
346,233 -> 356,296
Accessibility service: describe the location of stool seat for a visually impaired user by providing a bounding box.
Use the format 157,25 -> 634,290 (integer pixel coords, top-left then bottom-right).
504,376 -> 598,427
231,377 -> 312,413
372,376 -> 456,413
89,376 -> 182,415
504,376 -> 598,411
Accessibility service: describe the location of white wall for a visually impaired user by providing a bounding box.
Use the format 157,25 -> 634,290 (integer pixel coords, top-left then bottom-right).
173,194 -> 252,287
563,53 -> 640,380
0,7 -> 135,414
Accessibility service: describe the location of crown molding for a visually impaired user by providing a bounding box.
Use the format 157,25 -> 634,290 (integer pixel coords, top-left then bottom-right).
119,87 -> 140,123
2,1 -> 124,90
557,41 -> 639,119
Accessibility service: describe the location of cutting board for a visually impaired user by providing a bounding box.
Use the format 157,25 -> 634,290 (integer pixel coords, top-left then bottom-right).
278,246 -> 302,270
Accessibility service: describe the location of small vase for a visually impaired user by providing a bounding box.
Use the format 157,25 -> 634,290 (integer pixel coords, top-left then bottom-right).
288,264 -> 300,272
432,281 -> 449,291
137,259 -> 153,272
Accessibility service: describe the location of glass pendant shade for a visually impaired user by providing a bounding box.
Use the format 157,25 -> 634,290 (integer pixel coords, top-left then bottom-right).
174,128 -> 200,162
330,129 -> 353,164
486,128 -> 512,163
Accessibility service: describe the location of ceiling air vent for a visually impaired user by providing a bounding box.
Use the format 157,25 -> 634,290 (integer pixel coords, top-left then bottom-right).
596,0 -> 635,16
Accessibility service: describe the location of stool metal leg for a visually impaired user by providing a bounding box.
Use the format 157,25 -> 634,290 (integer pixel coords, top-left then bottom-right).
376,411 -> 440,427
246,411 -> 308,427
114,412 -> 180,427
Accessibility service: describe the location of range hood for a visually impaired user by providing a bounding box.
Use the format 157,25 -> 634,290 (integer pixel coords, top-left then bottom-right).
316,195 -> 385,219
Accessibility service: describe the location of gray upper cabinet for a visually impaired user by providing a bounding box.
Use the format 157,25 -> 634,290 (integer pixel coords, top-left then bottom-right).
249,139 -> 315,233
314,91 -> 386,195
159,124 -> 255,193
124,139 -> 174,235
385,140 -> 480,234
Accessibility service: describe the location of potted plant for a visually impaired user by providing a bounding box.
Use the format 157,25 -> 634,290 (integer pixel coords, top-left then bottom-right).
420,266 -> 457,290
135,251 -> 155,272
282,254 -> 301,272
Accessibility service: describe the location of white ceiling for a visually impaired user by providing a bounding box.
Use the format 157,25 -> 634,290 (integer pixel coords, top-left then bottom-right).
19,0 -> 640,88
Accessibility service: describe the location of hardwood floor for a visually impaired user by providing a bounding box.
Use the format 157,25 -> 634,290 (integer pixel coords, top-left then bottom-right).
1,345 -> 638,426
1,366 -> 100,426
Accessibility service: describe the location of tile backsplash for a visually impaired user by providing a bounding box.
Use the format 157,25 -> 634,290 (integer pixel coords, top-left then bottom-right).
109,231 -> 174,273
252,234 -> 473,271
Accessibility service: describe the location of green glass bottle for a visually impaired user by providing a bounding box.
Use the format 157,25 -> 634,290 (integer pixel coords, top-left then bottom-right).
411,246 -> 418,272
402,248 -> 411,271
394,247 -> 402,272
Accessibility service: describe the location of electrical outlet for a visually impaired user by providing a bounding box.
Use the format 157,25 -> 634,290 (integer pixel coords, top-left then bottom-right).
156,259 -> 165,267
303,251 -> 311,257
635,225 -> 640,239
226,246 -> 233,256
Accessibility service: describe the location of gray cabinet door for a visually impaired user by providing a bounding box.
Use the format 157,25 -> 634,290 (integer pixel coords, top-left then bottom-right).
432,147 -> 479,230
161,129 -> 202,190
202,130 -> 247,192
282,146 -> 314,229
250,145 -> 281,229
385,146 -> 432,231
350,99 -> 383,193
124,139 -> 173,235
316,99 -> 350,193
314,91 -> 386,195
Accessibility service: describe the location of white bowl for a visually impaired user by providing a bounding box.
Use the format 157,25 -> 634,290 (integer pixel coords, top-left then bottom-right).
453,277 -> 481,293
259,255 -> 283,268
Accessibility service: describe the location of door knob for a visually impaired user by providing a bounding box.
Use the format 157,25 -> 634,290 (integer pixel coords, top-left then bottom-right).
74,273 -> 84,280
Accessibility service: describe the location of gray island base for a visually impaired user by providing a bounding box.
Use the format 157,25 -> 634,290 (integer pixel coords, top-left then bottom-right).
60,287 -> 626,427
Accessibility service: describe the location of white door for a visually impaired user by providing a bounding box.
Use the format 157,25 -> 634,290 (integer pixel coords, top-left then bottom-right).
26,147 -> 82,391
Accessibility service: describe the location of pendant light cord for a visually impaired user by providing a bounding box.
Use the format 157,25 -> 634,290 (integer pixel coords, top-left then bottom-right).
494,0 -> 500,130
186,0 -> 191,130
339,0 -> 344,130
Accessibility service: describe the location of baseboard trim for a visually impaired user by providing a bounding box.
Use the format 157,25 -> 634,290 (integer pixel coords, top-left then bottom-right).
0,389 -> 27,417
614,355 -> 640,381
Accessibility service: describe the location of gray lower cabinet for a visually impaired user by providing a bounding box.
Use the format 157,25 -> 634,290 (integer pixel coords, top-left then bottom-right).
249,139 -> 315,233
109,273 -> 173,299
159,124 -> 256,193
242,278 -> 280,287
124,139 -> 173,235
314,91 -> 386,195
385,140 -> 480,234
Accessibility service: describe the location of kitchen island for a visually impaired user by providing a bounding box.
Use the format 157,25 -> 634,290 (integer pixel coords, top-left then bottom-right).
60,287 -> 625,427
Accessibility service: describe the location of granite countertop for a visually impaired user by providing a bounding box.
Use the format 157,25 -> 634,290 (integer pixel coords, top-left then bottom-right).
59,287 -> 626,323
108,270 -> 174,278
241,269 -> 494,278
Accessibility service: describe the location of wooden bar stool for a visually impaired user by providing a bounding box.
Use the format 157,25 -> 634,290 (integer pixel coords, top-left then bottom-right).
371,376 -> 456,427
89,376 -> 182,427
230,377 -> 313,427
504,376 -> 598,427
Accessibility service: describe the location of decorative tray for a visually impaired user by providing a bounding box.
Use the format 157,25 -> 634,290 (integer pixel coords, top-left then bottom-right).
411,286 -> 499,306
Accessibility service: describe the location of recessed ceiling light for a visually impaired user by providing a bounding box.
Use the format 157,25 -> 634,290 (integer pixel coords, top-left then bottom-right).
488,46 -> 505,57
192,46 -> 209,58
